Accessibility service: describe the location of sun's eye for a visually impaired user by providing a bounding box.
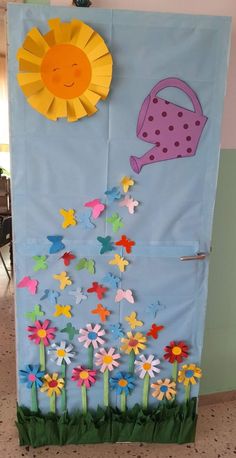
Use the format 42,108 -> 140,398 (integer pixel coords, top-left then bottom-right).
53,67 -> 60,72
72,63 -> 78,67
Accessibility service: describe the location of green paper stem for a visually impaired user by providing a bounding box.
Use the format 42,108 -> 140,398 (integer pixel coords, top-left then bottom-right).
185,384 -> 191,402
172,360 -> 178,382
129,350 -> 135,374
104,369 -> 109,407
50,392 -> 56,414
88,345 -> 94,370
39,341 -> 45,371
61,361 -> 66,412
142,373 -> 150,409
81,384 -> 87,414
31,382 -> 38,413
120,391 -> 126,413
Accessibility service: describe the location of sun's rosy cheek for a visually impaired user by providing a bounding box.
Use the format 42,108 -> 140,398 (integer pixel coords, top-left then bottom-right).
52,74 -> 61,84
74,68 -> 81,79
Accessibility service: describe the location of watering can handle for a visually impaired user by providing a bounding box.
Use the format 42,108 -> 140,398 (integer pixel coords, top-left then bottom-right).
150,77 -> 204,116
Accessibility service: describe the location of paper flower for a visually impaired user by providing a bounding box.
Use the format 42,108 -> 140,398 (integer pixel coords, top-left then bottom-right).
17,18 -> 112,122
108,254 -> 129,272
119,195 -> 139,214
95,347 -> 121,373
53,271 -> 72,290
40,373 -> 64,397
110,372 -> 135,395
19,364 -> 45,389
151,379 -> 176,401
178,364 -> 202,386
134,355 -> 160,379
120,176 -> 134,193
48,341 -> 75,366
164,341 -> 189,364
125,311 -> 143,329
59,208 -> 77,228
78,324 -> 105,349
115,235 -> 135,253
71,366 -> 97,388
27,320 -> 57,347
121,331 -> 147,355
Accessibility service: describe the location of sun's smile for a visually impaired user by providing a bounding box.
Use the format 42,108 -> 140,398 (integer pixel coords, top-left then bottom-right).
17,18 -> 113,122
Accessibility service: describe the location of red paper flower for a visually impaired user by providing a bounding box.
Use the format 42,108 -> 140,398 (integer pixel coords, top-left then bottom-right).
27,320 -> 57,346
71,366 -> 97,389
163,341 -> 189,364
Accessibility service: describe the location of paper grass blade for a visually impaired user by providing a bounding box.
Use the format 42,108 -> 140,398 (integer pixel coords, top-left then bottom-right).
17,18 -> 113,122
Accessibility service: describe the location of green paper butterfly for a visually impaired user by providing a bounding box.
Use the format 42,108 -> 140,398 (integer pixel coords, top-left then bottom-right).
33,255 -> 48,272
25,304 -> 45,322
75,258 -> 95,274
106,213 -> 124,233
60,322 -> 80,340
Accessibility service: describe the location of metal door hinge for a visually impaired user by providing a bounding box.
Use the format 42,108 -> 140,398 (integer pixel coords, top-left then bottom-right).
180,252 -> 209,261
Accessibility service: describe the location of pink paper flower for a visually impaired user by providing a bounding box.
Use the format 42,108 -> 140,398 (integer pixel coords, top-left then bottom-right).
71,366 -> 97,388
78,323 -> 105,349
27,320 -> 57,346
95,347 -> 121,373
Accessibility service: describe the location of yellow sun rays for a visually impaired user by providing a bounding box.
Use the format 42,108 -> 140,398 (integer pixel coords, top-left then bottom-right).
17,18 -> 113,122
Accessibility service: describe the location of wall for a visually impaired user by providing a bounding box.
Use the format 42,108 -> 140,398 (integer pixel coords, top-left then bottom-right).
200,150 -> 236,394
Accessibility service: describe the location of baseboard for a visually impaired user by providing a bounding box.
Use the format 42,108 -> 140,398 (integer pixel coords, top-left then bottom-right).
199,390 -> 236,406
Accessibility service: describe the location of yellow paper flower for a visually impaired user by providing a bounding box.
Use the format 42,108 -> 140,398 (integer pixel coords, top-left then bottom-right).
121,176 -> 134,193
17,18 -> 113,122
178,364 -> 202,386
120,331 -> 146,355
151,378 -> 176,401
40,373 -> 64,397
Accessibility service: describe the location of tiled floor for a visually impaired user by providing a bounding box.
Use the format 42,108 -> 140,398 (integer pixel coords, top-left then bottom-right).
1,247 -> 236,457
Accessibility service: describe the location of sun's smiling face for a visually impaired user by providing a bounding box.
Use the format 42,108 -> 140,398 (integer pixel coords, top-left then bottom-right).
17,18 -> 113,122
41,43 -> 92,99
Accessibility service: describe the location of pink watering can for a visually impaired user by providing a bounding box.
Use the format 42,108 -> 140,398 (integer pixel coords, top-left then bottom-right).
130,77 -> 207,174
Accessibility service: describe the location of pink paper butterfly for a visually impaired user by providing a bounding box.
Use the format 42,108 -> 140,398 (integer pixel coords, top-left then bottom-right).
119,195 -> 139,214
115,289 -> 134,304
84,199 -> 106,219
17,276 -> 38,295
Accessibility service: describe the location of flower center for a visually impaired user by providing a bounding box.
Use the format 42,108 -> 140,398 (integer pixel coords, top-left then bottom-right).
160,385 -> 168,393
143,362 -> 151,371
37,329 -> 46,338
48,380 -> 58,388
129,339 -> 138,348
80,370 -> 89,380
28,374 -> 36,382
57,349 -> 66,357
103,355 -> 113,364
172,346 -> 182,356
185,369 -> 194,378
88,331 -> 97,340
118,379 -> 128,387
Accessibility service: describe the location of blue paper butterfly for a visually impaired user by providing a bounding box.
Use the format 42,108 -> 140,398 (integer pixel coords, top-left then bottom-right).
79,210 -> 95,230
97,236 -> 114,254
47,235 -> 65,254
40,289 -> 61,305
102,272 -> 121,289
109,323 -> 124,339
105,187 -> 122,204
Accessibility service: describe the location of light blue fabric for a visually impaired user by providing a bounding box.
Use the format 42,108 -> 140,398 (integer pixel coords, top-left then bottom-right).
8,4 -> 231,413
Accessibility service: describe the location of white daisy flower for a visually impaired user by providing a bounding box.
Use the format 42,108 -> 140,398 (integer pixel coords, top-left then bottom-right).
134,354 -> 160,379
48,341 -> 75,366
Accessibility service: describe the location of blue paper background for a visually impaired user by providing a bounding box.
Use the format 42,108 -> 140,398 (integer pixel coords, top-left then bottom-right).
8,4 -> 231,412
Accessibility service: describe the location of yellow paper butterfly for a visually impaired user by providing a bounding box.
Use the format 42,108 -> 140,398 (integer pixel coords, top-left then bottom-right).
59,208 -> 77,229
54,304 -> 72,318
53,271 -> 72,290
120,176 -> 134,193
125,311 -> 143,330
108,254 -> 129,272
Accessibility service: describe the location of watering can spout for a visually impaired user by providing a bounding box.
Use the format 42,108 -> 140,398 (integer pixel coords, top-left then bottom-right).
130,155 -> 143,174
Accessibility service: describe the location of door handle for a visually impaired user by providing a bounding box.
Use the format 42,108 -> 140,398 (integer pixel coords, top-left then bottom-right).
180,252 -> 209,261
